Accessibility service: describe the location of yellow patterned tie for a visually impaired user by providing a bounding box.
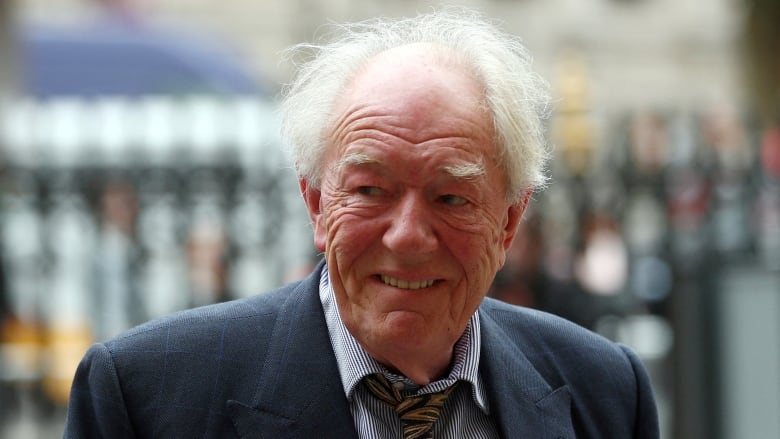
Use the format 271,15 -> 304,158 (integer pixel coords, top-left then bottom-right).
363,373 -> 460,439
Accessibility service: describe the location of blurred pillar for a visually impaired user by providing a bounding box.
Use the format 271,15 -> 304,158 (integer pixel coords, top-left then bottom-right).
672,276 -> 717,439
744,0 -> 780,125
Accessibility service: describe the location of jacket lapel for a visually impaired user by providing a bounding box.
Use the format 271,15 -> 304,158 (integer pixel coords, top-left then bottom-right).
227,264 -> 359,439
479,305 -> 575,438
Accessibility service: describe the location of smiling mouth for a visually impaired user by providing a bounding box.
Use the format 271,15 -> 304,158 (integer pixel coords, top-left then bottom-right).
380,275 -> 436,290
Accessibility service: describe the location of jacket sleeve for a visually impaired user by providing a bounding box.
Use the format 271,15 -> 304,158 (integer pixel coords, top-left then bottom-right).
63,343 -> 136,439
619,345 -> 660,439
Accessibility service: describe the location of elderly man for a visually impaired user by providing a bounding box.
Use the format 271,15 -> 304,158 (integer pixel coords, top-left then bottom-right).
65,9 -> 658,438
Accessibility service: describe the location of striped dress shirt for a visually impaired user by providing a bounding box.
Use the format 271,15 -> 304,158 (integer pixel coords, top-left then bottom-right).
319,267 -> 501,438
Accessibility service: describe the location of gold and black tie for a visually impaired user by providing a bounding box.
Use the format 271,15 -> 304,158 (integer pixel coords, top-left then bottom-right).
363,373 -> 460,439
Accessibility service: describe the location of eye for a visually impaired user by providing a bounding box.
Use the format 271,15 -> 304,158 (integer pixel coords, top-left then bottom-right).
439,194 -> 468,206
357,186 -> 385,197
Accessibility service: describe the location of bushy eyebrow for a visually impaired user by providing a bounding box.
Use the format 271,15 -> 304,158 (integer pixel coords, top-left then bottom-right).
336,152 -> 379,170
441,162 -> 485,180
337,152 -> 485,180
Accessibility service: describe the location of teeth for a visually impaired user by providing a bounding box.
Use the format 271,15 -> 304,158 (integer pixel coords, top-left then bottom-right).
381,275 -> 435,290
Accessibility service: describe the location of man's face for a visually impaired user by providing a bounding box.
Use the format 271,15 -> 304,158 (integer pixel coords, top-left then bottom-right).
301,45 -> 527,370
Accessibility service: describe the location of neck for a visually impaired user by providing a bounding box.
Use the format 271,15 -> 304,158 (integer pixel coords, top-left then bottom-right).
370,346 -> 454,386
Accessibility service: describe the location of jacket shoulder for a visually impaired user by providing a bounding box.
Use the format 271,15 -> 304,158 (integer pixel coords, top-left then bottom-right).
106,280 -> 301,350
74,274 -> 321,437
480,296 -> 618,352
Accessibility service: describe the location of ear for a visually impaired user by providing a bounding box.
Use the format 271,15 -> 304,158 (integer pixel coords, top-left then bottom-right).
498,190 -> 533,263
299,178 -> 327,252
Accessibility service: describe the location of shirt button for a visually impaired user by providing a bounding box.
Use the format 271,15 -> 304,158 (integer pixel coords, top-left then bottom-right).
392,382 -> 406,391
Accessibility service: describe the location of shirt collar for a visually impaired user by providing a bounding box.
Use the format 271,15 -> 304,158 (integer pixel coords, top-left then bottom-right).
318,265 -> 491,412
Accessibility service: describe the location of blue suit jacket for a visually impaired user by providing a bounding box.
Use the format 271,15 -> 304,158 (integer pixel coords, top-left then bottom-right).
64,262 -> 659,438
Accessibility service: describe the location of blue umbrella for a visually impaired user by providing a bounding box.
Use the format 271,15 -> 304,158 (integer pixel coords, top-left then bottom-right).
17,20 -> 268,98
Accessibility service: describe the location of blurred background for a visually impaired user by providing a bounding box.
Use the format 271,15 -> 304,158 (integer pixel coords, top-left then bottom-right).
0,0 -> 778,437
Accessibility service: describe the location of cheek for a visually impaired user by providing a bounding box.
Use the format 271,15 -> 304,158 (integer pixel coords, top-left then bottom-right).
321,198 -> 379,260
447,220 -> 509,305
449,212 -> 506,267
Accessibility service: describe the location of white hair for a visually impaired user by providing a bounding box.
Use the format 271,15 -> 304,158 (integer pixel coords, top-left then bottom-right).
279,7 -> 552,200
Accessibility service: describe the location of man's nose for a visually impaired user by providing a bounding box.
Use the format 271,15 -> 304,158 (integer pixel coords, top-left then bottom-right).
382,192 -> 438,255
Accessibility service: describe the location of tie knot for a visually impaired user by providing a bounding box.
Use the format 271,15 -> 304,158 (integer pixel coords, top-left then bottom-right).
363,373 -> 460,439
